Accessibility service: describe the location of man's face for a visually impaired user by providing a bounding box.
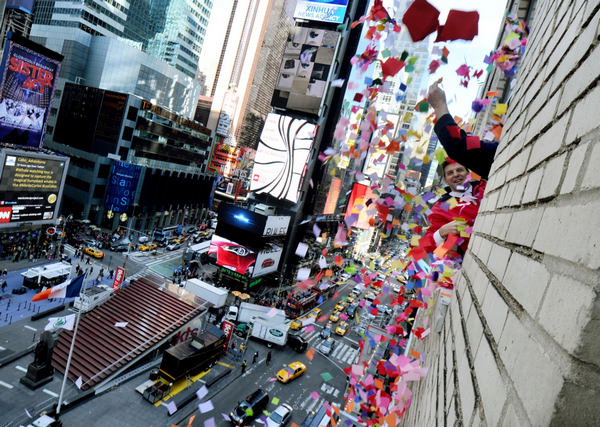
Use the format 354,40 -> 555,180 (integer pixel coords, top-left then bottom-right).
444,163 -> 468,192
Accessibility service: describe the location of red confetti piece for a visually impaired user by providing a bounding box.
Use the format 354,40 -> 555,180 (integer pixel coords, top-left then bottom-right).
466,135 -> 481,150
446,125 -> 461,138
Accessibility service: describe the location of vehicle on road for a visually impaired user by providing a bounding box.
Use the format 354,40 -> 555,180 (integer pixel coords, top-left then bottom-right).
250,318 -> 289,347
308,307 -> 321,318
320,323 -> 332,339
346,294 -> 356,304
183,279 -> 228,308
266,403 -> 293,427
346,303 -> 358,318
166,242 -> 181,251
289,316 -> 306,330
237,302 -> 286,324
334,301 -> 346,312
319,338 -> 335,355
230,389 -> 269,425
277,361 -> 306,383
336,321 -> 349,336
22,262 -> 71,290
110,242 -> 129,252
138,235 -> 149,243
329,311 -> 340,323
84,247 -> 104,259
287,333 -> 307,352
365,292 -> 376,302
225,305 -> 239,322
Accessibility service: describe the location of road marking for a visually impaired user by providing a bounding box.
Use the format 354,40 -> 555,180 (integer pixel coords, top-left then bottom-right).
217,361 -> 234,369
0,380 -> 13,389
0,345 -> 5,350
342,336 -> 359,345
43,389 -> 59,397
300,394 -> 313,410
333,388 -> 340,397
332,343 -> 346,360
24,325 -> 37,331
306,397 -> 324,414
15,365 -> 27,373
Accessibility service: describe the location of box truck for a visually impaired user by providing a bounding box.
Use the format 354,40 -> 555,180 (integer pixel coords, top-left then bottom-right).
184,278 -> 228,308
237,302 -> 286,324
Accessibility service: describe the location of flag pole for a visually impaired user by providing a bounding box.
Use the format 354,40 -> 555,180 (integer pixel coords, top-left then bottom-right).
56,273 -> 87,416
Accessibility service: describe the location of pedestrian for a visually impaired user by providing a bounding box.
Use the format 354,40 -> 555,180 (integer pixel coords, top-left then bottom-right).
252,351 -> 258,364
1,280 -> 7,293
241,360 -> 247,374
266,350 -> 271,366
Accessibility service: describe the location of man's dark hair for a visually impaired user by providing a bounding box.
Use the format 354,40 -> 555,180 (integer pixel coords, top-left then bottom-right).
441,159 -> 467,176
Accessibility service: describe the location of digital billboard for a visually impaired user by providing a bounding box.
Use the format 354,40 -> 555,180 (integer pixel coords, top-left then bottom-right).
209,234 -> 256,276
271,27 -> 340,116
207,139 -> 241,177
293,0 -> 349,24
104,161 -> 142,213
323,177 -> 341,214
344,182 -> 389,230
0,33 -> 62,148
250,113 -> 316,203
253,244 -> 283,277
0,149 -> 68,227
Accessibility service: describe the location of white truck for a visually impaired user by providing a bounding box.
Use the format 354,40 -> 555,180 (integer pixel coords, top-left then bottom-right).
237,302 -> 286,324
250,317 -> 289,346
184,278 -> 228,308
73,284 -> 114,312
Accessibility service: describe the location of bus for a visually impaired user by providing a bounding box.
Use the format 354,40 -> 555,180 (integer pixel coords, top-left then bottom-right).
285,282 -> 336,318
152,225 -> 181,242
21,262 -> 72,290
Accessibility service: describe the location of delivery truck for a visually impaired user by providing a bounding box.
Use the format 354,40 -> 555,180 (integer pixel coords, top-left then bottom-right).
250,317 -> 289,346
184,278 -> 228,308
237,302 -> 286,324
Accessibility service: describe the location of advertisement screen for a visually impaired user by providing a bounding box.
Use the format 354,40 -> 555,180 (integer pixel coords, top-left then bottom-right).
0,34 -> 62,148
293,0 -> 348,24
271,27 -> 340,116
209,234 -> 256,276
0,149 -> 68,226
253,244 -> 283,277
344,183 -> 382,230
104,161 -> 141,213
207,139 -> 241,178
250,113 -> 316,203
323,177 -> 341,214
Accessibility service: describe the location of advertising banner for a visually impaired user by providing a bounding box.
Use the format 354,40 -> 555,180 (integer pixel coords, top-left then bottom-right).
293,0 -> 348,24
0,33 -> 62,148
263,216 -> 290,236
112,266 -> 125,290
221,320 -> 235,347
271,27 -> 340,116
104,161 -> 141,213
323,177 -> 341,214
0,149 -> 68,227
207,138 -> 241,178
250,113 -> 316,203
209,234 -> 256,276
344,183 -> 385,229
253,244 -> 283,277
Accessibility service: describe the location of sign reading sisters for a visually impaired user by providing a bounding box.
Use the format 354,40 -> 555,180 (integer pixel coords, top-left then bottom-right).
0,32 -> 62,148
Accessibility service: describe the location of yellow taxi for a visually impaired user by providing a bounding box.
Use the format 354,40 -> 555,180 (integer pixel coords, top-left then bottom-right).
335,321 -> 349,336
173,236 -> 187,244
308,308 -> 321,318
346,294 -> 356,304
329,311 -> 340,323
334,301 -> 347,312
139,242 -> 158,251
290,317 -> 305,330
83,247 -> 104,259
277,361 -> 306,383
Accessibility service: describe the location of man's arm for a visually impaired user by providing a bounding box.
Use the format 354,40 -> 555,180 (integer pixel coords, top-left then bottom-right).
428,82 -> 499,180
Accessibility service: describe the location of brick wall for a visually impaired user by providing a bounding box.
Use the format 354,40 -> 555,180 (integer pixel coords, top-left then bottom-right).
404,1 -> 600,425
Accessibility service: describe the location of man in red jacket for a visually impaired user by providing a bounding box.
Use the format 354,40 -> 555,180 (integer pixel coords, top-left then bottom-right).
420,159 -> 487,255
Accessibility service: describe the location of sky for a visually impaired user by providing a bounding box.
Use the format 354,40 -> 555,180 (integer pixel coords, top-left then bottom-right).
427,0 -> 510,119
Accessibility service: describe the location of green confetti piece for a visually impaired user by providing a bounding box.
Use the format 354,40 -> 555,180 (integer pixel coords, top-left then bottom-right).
400,50 -> 409,61
381,48 -> 391,58
263,410 -> 270,416
271,397 -> 280,405
320,372 -> 334,382
405,64 -> 414,73
246,408 -> 254,416
418,101 -> 430,112
408,56 -> 418,65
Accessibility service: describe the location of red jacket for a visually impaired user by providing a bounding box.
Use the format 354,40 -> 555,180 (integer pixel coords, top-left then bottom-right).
421,180 -> 487,254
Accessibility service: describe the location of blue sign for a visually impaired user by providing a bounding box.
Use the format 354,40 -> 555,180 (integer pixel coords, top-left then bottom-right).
104,161 -> 141,213
293,0 -> 348,24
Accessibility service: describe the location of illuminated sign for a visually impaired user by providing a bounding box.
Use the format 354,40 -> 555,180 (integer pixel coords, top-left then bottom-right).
0,33 -> 62,148
104,161 -> 141,213
323,177 -> 341,214
344,183 -> 389,229
250,113 -> 316,203
0,149 -> 68,227
293,0 -> 348,24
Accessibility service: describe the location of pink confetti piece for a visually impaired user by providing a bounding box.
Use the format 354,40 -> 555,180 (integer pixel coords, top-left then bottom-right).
311,391 -> 320,400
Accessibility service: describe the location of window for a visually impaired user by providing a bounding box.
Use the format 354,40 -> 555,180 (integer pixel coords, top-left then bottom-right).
50,107 -> 58,116
118,146 -> 129,159
127,106 -> 139,121
98,164 -> 111,179
93,184 -> 106,199
122,126 -> 133,141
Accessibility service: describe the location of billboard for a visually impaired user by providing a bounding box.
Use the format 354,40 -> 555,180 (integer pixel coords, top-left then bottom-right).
250,113 -> 316,203
293,0 -> 348,24
207,139 -> 241,177
323,177 -> 341,214
344,183 -> 384,229
264,215 -> 290,236
0,33 -> 62,148
209,234 -> 256,276
0,149 -> 68,227
253,244 -> 283,277
271,27 -> 340,116
104,161 -> 142,213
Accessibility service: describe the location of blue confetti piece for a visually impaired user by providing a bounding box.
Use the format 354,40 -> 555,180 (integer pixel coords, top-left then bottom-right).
364,77 -> 373,85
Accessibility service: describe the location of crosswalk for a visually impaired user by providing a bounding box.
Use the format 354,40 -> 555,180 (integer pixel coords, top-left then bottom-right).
298,382 -> 344,413
297,328 -> 360,366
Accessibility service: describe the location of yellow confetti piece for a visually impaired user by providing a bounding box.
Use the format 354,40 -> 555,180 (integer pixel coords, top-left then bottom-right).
410,235 -> 420,246
493,103 -> 508,115
397,234 -> 407,240
447,197 -> 458,209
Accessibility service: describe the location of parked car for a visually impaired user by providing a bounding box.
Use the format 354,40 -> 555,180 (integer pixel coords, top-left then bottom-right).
266,403 -> 293,427
230,389 -> 269,426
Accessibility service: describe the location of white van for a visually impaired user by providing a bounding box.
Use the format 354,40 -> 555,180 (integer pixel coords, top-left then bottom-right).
225,306 -> 238,322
